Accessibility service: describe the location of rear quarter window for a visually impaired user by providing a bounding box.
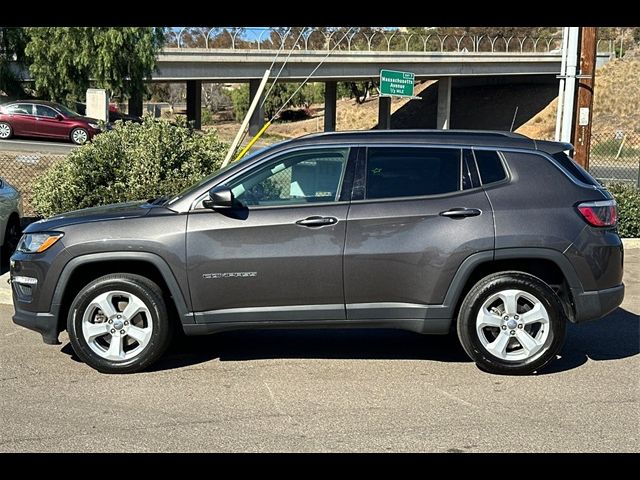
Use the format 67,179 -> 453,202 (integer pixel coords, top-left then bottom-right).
551,152 -> 600,186
474,150 -> 507,185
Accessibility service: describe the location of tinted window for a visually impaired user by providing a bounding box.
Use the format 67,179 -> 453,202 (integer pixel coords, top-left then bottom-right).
5,104 -> 33,115
475,150 -> 506,184
551,152 -> 599,186
228,148 -> 349,206
365,147 -> 461,199
35,105 -> 58,118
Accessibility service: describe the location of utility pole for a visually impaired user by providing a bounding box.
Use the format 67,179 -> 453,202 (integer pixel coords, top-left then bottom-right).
572,27 -> 598,169
559,27 -> 580,144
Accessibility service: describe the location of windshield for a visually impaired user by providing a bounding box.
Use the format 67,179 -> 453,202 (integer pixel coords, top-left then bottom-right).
55,104 -> 82,117
164,144 -> 278,206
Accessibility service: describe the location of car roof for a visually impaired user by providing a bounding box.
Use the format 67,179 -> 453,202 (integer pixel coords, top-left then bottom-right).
283,129 -> 571,154
3,99 -> 63,108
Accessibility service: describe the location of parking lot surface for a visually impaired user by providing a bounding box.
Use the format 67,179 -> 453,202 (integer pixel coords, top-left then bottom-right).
1,248 -> 638,452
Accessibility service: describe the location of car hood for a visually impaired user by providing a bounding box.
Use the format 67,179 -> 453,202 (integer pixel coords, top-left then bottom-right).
68,115 -> 101,124
24,200 -> 154,232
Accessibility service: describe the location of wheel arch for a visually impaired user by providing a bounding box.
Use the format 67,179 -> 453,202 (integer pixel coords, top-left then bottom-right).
51,252 -> 193,336
443,248 -> 582,324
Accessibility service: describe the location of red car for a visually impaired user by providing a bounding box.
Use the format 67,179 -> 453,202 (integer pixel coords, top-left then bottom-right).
0,100 -> 102,145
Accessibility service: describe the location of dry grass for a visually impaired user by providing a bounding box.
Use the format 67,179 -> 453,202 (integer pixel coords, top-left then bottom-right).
208,81 -> 435,145
517,57 -> 640,139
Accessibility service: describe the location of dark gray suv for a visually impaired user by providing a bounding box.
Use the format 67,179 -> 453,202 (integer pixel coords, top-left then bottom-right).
10,130 -> 624,374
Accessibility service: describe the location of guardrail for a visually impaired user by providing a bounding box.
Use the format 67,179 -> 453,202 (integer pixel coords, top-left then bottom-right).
166,28 -> 616,55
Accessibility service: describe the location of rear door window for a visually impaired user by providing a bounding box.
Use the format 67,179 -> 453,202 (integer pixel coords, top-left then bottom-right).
5,104 -> 33,115
364,147 -> 462,200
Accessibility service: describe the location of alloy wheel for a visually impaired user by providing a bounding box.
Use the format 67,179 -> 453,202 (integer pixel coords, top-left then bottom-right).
81,290 -> 153,361
475,289 -> 550,362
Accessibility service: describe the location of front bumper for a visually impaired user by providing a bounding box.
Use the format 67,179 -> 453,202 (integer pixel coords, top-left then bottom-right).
571,284 -> 625,323
13,308 -> 60,345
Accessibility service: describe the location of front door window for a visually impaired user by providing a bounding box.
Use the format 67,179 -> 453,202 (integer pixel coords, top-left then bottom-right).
227,148 -> 350,207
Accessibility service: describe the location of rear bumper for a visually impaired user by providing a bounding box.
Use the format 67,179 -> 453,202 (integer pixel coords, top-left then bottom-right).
571,284 -> 625,323
12,308 -> 60,345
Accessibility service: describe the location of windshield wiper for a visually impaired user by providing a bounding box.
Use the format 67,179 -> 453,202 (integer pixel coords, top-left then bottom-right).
147,196 -> 169,205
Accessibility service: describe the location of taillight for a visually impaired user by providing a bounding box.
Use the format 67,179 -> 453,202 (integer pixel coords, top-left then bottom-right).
577,200 -> 617,227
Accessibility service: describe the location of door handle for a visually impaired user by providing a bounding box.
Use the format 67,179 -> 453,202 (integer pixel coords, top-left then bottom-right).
439,208 -> 482,218
295,216 -> 338,227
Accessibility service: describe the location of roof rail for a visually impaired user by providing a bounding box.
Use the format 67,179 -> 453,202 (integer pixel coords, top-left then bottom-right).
297,129 -> 530,140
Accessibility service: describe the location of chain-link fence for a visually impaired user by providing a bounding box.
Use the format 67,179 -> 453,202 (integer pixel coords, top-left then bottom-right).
1,134 -> 638,218
589,131 -> 640,188
0,151 -> 66,218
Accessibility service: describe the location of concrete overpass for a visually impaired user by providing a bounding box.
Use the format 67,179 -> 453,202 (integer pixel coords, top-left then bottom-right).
151,48 -> 612,134
7,37 -> 614,134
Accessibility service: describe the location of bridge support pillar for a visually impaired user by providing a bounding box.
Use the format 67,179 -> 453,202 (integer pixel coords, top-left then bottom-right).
324,81 -> 337,132
249,79 -> 265,136
378,96 -> 391,130
437,77 -> 452,130
187,80 -> 202,130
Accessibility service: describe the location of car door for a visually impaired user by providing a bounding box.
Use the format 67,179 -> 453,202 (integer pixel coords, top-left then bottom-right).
4,104 -> 36,136
34,105 -> 69,139
0,178 -> 12,245
186,146 -> 356,324
344,146 -> 494,323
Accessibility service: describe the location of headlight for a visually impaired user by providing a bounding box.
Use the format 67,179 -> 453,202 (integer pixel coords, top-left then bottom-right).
17,233 -> 64,254
88,123 -> 100,129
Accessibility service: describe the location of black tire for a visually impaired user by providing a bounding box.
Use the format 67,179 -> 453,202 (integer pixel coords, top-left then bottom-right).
67,273 -> 172,374
2,215 -> 21,260
456,271 -> 567,375
70,127 -> 89,145
0,122 -> 12,140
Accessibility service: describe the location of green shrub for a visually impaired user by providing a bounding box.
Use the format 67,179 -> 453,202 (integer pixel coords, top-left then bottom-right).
607,183 -> 640,238
32,117 -> 228,217
230,84 -> 249,121
200,108 -> 214,125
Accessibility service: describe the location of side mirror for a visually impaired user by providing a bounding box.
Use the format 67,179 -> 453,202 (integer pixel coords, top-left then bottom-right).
55,114 -> 64,121
203,186 -> 234,209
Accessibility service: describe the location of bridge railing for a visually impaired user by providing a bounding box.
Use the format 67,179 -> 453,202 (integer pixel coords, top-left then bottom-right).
166,28 -> 615,55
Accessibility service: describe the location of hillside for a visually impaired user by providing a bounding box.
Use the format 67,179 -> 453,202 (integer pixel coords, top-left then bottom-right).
209,56 -> 639,147
517,57 -> 640,139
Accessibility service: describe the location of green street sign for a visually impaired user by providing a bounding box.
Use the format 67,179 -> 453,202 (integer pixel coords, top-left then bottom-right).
379,69 -> 415,97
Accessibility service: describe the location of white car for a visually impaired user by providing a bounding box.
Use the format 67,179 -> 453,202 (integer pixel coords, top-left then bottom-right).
0,177 -> 23,264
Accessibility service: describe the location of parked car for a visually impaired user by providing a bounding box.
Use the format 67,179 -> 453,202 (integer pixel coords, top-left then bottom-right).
10,130 -> 624,374
0,100 -> 102,145
73,102 -> 143,124
0,177 -> 22,264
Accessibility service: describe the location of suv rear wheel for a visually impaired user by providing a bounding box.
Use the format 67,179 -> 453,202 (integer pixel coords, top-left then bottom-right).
67,273 -> 172,374
457,272 -> 566,375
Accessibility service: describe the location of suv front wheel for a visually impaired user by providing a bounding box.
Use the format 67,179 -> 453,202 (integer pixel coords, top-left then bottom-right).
67,273 -> 172,374
457,272 -> 567,375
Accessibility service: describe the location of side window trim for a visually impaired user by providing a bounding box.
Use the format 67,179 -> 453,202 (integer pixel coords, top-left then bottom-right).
463,149 -> 481,189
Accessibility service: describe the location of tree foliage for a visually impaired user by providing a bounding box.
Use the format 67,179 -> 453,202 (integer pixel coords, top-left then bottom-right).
0,27 -> 29,98
24,27 -> 165,104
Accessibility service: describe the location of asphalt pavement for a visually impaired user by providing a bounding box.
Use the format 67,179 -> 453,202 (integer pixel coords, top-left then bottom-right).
0,138 -> 77,154
0,246 -> 638,452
